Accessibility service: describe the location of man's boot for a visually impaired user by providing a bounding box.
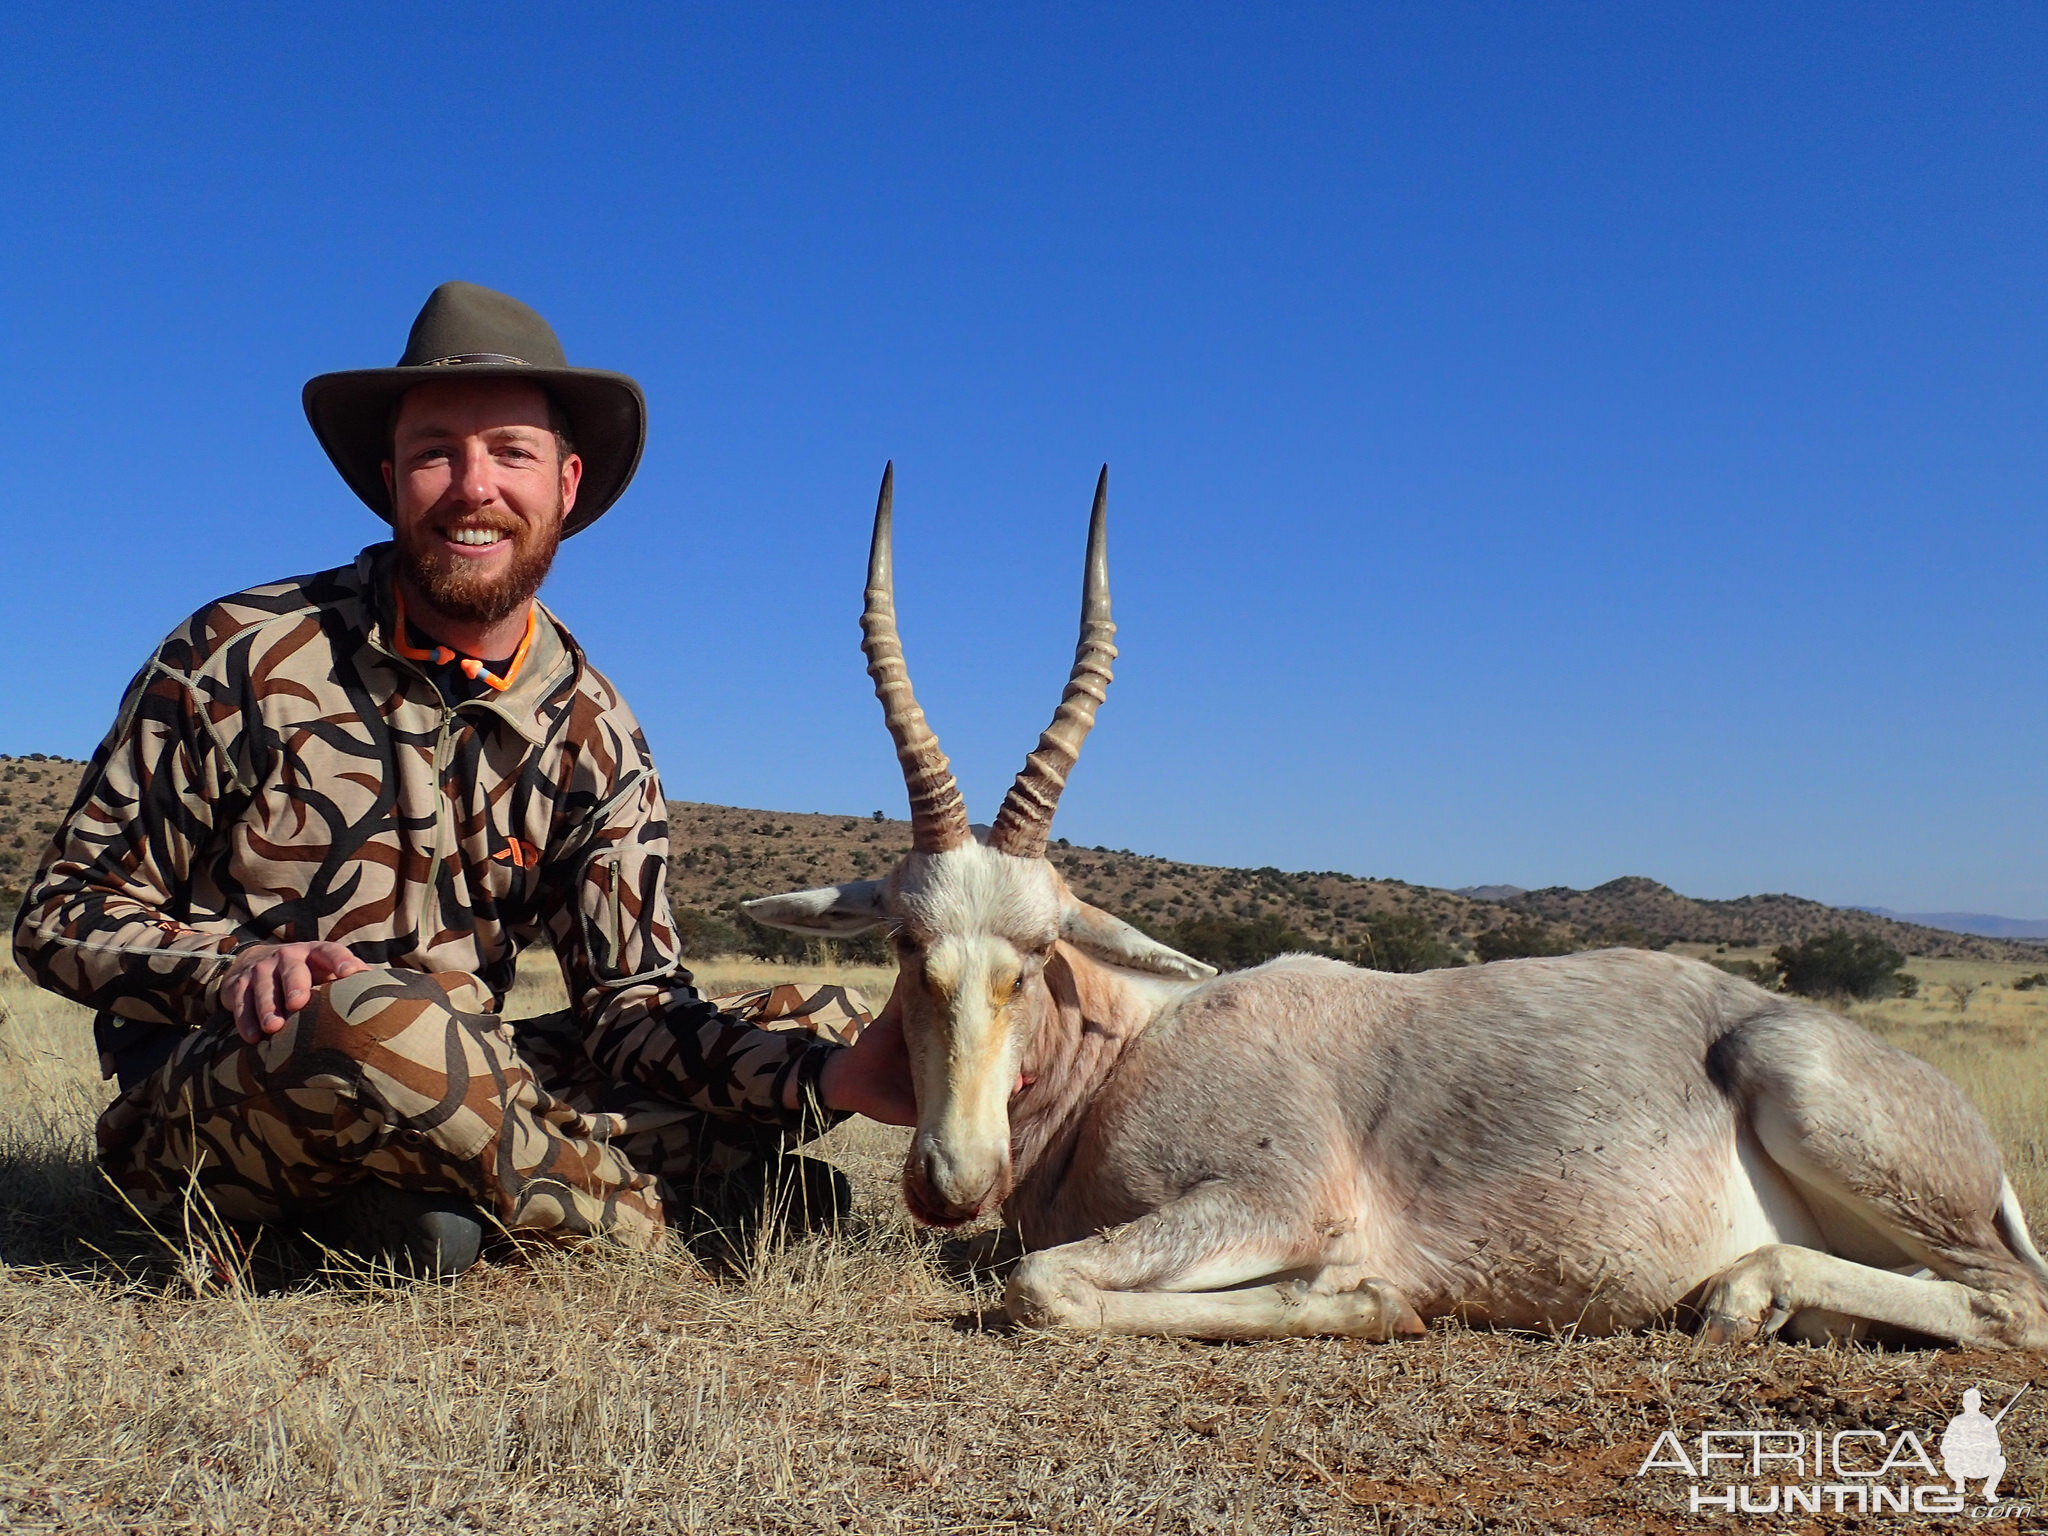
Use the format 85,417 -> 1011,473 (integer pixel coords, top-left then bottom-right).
301,1180 -> 487,1278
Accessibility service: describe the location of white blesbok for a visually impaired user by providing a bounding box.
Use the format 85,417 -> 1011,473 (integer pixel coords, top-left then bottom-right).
746,466 -> 2048,1346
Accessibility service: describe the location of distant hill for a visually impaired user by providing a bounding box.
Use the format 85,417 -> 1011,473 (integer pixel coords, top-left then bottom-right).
1852,906 -> 2048,941
5,754 -> 2039,964
1498,877 -> 2026,961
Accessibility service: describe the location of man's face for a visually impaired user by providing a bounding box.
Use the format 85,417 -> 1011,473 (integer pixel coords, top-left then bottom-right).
382,379 -> 583,629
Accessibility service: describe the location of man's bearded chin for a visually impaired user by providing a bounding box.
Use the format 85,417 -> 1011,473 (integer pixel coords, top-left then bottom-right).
396,503 -> 564,629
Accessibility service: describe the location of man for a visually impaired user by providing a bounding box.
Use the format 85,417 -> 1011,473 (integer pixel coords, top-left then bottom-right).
12,281 -> 914,1274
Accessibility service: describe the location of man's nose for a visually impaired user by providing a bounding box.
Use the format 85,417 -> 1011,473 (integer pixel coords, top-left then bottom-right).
456,441 -> 496,506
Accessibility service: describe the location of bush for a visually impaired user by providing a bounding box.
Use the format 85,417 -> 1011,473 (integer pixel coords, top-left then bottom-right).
674,908 -> 744,958
714,910 -> 892,966
1155,913 -> 1316,971
1712,958 -> 1780,988
2013,972 -> 2048,993
1474,921 -> 1573,963
1589,923 -> 1672,952
1351,912 -> 1464,973
1772,931 -> 1909,1000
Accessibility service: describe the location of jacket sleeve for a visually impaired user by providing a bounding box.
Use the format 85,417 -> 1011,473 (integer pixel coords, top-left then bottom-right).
544,722 -> 840,1132
10,637 -> 247,1027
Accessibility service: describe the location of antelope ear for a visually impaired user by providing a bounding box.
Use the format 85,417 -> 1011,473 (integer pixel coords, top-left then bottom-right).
741,881 -> 889,936
1059,901 -> 1217,981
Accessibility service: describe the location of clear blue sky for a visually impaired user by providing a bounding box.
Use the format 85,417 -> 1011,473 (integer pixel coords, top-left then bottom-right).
4,4 -> 2044,916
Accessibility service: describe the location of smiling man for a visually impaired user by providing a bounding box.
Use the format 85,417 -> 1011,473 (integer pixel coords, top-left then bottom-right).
12,282 -> 913,1274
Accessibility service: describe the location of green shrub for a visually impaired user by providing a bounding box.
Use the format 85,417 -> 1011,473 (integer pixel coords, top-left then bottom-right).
729,911 -> 890,966
1474,921 -> 1573,963
1772,931 -> 1909,1000
1589,923 -> 1672,952
1712,958 -> 1779,987
1351,912 -> 1464,973
1155,913 -> 1316,971
674,908 -> 744,958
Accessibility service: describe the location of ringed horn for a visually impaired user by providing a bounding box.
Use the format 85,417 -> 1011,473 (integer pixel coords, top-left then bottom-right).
862,463 -> 972,852
986,466 -> 1117,860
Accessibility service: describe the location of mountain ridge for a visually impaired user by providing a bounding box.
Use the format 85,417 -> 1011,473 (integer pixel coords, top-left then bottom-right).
2,754 -> 2038,963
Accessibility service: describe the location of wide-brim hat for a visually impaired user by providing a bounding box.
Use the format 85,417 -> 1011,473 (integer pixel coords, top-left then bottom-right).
303,281 -> 645,537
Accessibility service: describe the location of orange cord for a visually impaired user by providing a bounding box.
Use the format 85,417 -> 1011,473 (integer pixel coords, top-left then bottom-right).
391,582 -> 536,693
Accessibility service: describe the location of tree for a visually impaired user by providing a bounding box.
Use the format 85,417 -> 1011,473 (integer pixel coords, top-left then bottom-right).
1772,931 -> 1908,1000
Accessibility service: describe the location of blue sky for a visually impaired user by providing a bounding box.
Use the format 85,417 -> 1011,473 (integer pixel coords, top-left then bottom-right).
4,4 -> 2045,915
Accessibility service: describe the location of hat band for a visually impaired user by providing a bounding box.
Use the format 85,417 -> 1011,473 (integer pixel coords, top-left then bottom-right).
420,352 -> 533,367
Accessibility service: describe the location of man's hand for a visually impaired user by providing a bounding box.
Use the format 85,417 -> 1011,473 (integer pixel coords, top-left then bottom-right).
220,941 -> 369,1045
805,996 -> 919,1126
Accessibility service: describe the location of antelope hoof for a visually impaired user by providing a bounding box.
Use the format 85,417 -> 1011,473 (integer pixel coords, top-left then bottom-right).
1313,1279 -> 1423,1341
1698,1252 -> 1796,1345
1701,1311 -> 1760,1346
1003,1257 -> 1098,1333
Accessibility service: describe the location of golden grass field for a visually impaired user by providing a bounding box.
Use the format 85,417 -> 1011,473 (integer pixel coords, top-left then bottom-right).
0,947 -> 2043,1534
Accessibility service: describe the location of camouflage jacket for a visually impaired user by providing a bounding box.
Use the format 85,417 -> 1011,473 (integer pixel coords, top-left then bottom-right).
12,545 -> 835,1125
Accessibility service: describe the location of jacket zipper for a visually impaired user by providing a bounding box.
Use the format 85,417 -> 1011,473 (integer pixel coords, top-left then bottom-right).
608,853 -> 625,971
420,705 -> 455,942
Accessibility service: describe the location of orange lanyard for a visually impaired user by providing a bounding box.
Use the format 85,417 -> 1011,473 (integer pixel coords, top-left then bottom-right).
390,583 -> 537,693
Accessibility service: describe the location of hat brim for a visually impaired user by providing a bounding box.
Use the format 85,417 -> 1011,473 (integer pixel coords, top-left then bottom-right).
303,365 -> 646,537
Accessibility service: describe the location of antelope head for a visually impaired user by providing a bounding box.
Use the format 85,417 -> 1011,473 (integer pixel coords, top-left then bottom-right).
743,465 -> 1213,1226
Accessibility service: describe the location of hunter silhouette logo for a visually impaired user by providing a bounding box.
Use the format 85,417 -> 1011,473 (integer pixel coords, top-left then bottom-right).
1940,1384 -> 2025,1503
1635,1384 -> 2035,1518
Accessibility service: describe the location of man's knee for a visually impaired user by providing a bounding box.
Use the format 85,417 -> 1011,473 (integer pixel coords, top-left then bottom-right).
290,967 -> 493,1063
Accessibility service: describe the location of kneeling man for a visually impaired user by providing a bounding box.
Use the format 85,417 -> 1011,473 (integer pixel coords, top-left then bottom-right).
12,282 -> 912,1273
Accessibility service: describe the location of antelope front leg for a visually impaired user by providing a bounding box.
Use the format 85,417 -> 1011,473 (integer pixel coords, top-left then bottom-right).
1003,1211 -> 1422,1342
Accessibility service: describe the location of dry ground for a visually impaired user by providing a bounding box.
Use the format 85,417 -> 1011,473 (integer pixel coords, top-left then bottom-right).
0,950 -> 2044,1534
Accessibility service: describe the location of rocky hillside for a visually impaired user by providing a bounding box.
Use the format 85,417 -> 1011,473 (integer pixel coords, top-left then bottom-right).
663,801 -> 1507,965
4,754 -> 2035,964
0,755 -> 78,910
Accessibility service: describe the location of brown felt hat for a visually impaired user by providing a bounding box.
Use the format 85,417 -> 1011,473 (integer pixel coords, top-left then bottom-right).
303,281 -> 646,537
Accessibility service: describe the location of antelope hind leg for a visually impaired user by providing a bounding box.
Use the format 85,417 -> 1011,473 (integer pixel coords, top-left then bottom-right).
1698,1244 -> 2003,1347
1004,1206 -> 1422,1341
1714,1008 -> 2048,1348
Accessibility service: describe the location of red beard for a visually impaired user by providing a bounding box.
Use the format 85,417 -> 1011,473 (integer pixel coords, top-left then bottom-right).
394,500 -> 564,627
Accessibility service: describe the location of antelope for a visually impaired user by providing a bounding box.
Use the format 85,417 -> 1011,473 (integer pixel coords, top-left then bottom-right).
745,465 -> 2048,1346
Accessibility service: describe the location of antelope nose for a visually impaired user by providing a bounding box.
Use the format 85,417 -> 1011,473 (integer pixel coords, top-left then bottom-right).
921,1147 -> 975,1208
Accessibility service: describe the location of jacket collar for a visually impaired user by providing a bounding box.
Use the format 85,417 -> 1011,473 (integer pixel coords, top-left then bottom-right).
353,544 -> 577,745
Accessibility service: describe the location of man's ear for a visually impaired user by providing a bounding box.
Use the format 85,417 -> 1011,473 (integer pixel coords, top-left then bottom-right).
1059,900 -> 1217,981
559,451 -> 582,522
741,881 -> 888,936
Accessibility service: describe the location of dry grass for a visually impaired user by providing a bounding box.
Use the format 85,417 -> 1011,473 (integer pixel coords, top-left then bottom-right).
1,949 -> 2044,1533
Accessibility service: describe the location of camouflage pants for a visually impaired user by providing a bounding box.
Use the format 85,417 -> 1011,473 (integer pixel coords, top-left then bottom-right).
95,968 -> 871,1251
